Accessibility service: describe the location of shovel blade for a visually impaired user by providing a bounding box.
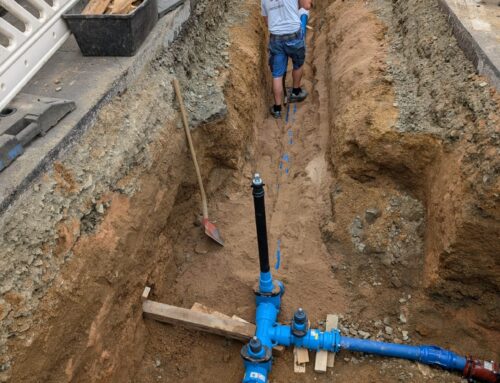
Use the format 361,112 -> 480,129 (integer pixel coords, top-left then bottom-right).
203,219 -> 224,246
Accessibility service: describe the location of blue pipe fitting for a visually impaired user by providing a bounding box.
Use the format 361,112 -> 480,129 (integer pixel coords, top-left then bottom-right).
270,325 -> 341,352
242,362 -> 270,383
241,304 -> 278,383
258,271 -> 273,294
340,337 -> 466,371
255,279 -> 284,310
291,308 -> 309,337
300,11 -> 308,38
241,337 -> 272,383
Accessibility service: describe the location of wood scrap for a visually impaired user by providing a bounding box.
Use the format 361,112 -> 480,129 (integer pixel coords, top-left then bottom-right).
272,345 -> 285,357
296,347 -> 309,364
82,0 -> 113,15
314,349 -> 328,373
143,300 -> 255,342
82,0 -> 142,15
109,0 -> 136,14
326,314 -> 339,368
141,286 -> 151,302
293,347 -> 308,373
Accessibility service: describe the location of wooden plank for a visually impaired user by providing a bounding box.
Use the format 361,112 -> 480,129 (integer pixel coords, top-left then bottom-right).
143,300 -> 255,342
314,350 -> 328,373
326,314 -> 339,368
231,315 -> 250,323
82,0 -> 113,15
293,347 -> 307,373
141,286 -> 151,302
296,347 -> 309,364
191,302 -> 231,320
272,345 -> 285,357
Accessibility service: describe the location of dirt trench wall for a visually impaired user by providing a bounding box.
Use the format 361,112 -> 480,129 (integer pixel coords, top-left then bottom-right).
0,1 -> 268,381
385,0 -> 499,306
318,0 -> 499,354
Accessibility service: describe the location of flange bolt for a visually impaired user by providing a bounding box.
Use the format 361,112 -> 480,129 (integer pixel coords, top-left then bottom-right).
249,336 -> 263,354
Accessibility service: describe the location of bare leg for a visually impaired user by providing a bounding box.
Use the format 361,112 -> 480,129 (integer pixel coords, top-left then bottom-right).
272,77 -> 283,106
292,65 -> 304,88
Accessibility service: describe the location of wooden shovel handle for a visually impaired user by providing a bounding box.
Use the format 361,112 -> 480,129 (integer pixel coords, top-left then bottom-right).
172,78 -> 209,220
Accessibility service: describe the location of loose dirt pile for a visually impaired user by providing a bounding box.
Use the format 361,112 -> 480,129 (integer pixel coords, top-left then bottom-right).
0,0 -> 498,382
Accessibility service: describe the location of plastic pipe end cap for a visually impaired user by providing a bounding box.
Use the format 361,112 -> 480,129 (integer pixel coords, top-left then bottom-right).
253,173 -> 263,186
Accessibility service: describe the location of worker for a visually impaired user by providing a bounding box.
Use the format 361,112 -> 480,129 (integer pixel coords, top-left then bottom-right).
261,0 -> 313,118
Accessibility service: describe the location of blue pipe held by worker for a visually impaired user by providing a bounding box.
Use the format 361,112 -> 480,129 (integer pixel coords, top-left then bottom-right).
242,173 -> 500,383
299,9 -> 308,38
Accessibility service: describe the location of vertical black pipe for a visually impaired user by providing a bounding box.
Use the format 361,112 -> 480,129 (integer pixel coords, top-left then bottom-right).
252,174 -> 270,273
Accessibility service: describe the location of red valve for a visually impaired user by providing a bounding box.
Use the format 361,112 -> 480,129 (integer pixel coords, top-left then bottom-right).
463,357 -> 500,383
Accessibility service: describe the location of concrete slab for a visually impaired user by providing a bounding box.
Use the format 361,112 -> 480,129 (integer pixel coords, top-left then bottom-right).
0,1 -> 191,214
438,0 -> 500,90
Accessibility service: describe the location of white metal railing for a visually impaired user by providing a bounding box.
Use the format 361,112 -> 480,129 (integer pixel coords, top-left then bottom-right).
0,0 -> 79,110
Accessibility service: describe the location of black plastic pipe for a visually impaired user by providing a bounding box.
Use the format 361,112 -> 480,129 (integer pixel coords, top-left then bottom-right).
252,174 -> 270,273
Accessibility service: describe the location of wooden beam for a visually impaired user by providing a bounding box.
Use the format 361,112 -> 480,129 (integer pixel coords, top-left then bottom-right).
191,302 -> 232,320
143,300 -> 255,342
326,314 -> 339,368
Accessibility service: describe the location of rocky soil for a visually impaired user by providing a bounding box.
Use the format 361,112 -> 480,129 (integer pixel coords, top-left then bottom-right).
0,0 -> 498,382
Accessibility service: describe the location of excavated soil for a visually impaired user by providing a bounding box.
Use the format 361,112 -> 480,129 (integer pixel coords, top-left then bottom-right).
0,0 -> 498,382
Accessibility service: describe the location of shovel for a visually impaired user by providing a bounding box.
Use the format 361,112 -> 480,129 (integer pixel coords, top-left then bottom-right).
172,78 -> 224,246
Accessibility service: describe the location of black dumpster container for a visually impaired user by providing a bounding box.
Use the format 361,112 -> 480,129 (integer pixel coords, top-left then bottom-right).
63,0 -> 158,56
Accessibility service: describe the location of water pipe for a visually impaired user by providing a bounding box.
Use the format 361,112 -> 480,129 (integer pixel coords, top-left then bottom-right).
299,9 -> 309,38
241,173 -> 499,383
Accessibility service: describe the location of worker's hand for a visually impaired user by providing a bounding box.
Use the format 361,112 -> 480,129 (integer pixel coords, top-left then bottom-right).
299,0 -> 312,10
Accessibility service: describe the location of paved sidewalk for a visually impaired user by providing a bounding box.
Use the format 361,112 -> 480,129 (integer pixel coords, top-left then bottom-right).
0,1 -> 190,214
439,0 -> 500,90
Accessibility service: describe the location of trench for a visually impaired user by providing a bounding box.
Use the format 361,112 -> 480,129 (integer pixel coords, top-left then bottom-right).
1,0 -> 499,382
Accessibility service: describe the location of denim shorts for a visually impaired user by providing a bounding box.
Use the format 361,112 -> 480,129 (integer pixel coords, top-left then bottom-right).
268,34 -> 305,78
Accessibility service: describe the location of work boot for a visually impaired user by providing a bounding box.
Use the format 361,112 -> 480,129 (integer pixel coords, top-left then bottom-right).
289,88 -> 308,103
270,105 -> 282,119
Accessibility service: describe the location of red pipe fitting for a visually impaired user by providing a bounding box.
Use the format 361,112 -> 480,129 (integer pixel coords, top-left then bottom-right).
463,357 -> 499,383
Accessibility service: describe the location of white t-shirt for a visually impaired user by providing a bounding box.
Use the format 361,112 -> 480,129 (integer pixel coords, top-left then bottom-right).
261,0 -> 301,36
